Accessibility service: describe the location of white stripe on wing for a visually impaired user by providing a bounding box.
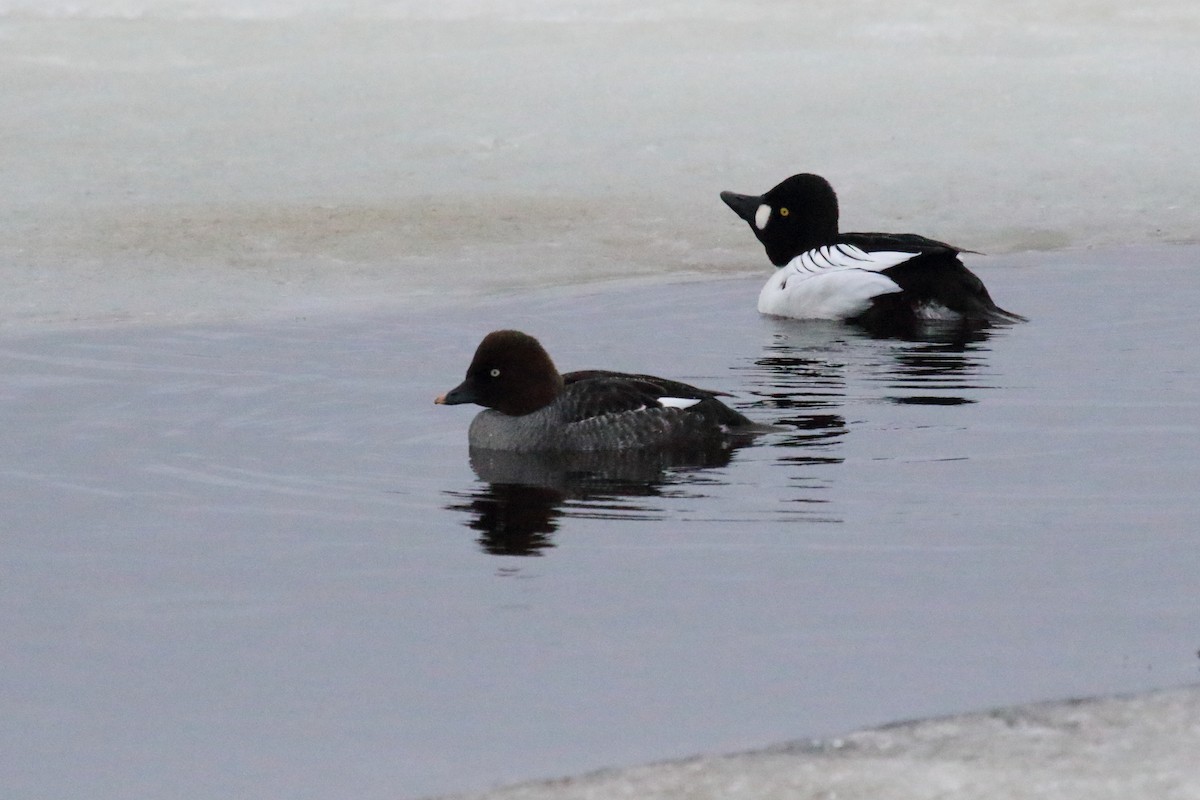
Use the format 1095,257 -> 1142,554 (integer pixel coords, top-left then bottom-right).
790,244 -> 916,275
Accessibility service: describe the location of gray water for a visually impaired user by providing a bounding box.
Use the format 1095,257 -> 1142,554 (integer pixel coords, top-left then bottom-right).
3,245 -> 1199,799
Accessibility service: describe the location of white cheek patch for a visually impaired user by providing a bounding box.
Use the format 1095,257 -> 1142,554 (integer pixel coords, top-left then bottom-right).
659,397 -> 702,410
754,204 -> 771,231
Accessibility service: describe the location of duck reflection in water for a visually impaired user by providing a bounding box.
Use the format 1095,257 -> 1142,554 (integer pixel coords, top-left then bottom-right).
741,345 -> 849,469
879,333 -> 999,406
445,442 -> 745,556
744,319 -> 1004,419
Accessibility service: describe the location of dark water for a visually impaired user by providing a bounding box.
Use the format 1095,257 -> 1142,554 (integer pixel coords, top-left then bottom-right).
2,246 -> 1199,799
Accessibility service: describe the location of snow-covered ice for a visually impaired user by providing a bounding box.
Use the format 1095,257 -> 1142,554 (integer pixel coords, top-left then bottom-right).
440,686 -> 1200,800
3,0 -> 1199,328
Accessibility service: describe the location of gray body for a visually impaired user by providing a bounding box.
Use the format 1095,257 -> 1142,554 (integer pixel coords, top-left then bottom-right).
467,403 -> 738,453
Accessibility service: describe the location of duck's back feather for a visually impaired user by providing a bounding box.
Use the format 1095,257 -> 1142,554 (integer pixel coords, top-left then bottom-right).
561,374 -> 753,430
564,370 -> 731,399
841,231 -> 971,254
830,234 -> 1023,323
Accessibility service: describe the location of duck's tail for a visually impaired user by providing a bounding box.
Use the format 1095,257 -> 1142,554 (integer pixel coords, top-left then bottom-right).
967,294 -> 1027,324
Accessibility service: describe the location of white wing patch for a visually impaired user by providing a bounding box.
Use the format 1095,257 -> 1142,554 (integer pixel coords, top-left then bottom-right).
658,396 -> 702,410
786,243 -> 917,274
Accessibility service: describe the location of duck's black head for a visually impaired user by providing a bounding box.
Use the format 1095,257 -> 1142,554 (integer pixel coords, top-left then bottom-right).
720,173 -> 840,266
436,330 -> 565,417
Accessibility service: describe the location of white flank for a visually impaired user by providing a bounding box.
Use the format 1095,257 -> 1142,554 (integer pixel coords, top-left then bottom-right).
754,204 -> 771,230
757,243 -> 913,319
659,396 -> 702,409
758,268 -> 901,319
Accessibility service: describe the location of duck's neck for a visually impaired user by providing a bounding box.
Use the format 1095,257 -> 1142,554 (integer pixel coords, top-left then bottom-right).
766,209 -> 840,266
505,372 -> 563,416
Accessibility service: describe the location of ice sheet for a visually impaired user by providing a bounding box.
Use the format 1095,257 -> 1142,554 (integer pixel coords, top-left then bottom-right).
2,0 -> 1199,328
438,686 -> 1200,799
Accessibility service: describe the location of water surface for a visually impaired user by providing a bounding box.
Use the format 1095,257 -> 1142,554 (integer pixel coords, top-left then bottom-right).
2,246 -> 1199,799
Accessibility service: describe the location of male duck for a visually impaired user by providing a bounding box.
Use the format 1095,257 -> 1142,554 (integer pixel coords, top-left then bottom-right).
436,330 -> 764,452
721,173 -> 1024,332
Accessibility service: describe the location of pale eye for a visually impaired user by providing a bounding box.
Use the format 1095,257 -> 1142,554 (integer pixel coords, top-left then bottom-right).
489,368 -> 501,377
754,204 -> 771,230
779,207 -> 789,217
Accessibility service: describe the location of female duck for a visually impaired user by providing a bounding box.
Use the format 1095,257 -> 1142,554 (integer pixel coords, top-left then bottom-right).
435,330 -> 763,452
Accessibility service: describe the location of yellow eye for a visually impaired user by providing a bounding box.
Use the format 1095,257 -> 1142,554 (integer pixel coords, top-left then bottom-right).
779,207 -> 790,216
